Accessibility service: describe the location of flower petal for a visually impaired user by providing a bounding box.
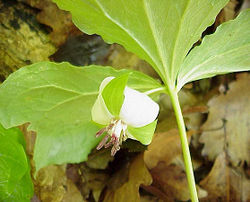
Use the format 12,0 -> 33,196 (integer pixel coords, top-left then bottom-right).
127,120 -> 157,145
91,77 -> 115,125
91,94 -> 114,125
119,87 -> 159,127
101,74 -> 129,116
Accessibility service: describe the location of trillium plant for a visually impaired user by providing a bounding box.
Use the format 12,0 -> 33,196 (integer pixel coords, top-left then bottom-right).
0,0 -> 249,201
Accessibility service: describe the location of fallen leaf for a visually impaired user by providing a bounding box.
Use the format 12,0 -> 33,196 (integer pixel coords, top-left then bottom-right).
76,164 -> 109,201
103,154 -> 152,202
200,73 -> 250,166
146,162 -> 207,201
144,129 -> 185,169
86,150 -> 114,170
200,152 -> 250,202
105,44 -> 158,79
18,0 -> 81,46
19,123 -> 36,156
215,0 -> 238,27
62,179 -> 86,202
139,195 -> 160,202
223,0 -> 238,21
36,165 -> 84,202
240,0 -> 250,11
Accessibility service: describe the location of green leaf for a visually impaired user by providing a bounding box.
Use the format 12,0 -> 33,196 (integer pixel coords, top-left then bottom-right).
177,9 -> 250,90
0,138 -> 27,198
2,171 -> 34,202
102,74 -> 129,117
0,62 -> 161,171
128,120 -> 157,145
0,125 -> 33,202
0,124 -> 26,147
53,0 -> 228,86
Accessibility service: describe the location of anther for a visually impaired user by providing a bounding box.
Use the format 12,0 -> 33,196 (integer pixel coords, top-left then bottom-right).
96,134 -> 109,150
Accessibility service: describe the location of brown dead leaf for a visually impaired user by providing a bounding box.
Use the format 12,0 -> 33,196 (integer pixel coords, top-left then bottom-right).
62,179 -> 86,202
223,0 -> 238,21
148,162 -> 190,201
139,195 -> 161,202
216,0 -> 238,26
144,127 -> 207,201
146,162 -> 207,201
241,0 -> 250,11
200,152 -> 250,202
86,150 -> 114,170
103,154 -> 152,202
106,44 -> 158,79
19,0 -> 81,46
36,165 -> 84,202
144,129 -> 185,169
200,73 -> 250,166
19,123 -> 36,156
72,164 -> 109,201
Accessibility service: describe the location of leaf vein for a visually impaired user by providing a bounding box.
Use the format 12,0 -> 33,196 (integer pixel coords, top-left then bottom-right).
94,0 -> 162,78
179,43 -> 250,86
170,0 -> 190,82
142,0 -> 168,83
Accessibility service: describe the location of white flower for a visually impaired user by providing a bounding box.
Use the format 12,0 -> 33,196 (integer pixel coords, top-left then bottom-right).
91,76 -> 159,155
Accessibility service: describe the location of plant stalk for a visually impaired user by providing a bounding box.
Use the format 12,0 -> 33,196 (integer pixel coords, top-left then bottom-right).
144,87 -> 166,95
169,90 -> 199,202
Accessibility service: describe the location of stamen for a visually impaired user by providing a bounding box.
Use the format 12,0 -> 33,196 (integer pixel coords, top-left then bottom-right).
96,134 -> 109,150
96,122 -> 115,137
96,127 -> 106,137
104,135 -> 116,148
107,123 -> 115,130
111,144 -> 120,156
104,141 -> 113,148
95,119 -> 128,156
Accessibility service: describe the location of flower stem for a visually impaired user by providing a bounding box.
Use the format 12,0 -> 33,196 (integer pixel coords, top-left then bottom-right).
169,90 -> 199,202
144,87 -> 166,95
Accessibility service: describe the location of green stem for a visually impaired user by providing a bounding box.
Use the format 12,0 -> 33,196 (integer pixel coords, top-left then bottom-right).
169,90 -> 199,202
144,87 -> 166,95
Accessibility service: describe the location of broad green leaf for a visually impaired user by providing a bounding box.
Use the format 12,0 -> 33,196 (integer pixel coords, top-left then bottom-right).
177,9 -> 250,90
128,120 -> 157,145
53,0 -> 228,86
102,74 -> 129,117
0,125 -> 33,202
0,124 -> 25,147
0,138 -> 27,199
0,62 -> 161,170
2,171 -> 33,202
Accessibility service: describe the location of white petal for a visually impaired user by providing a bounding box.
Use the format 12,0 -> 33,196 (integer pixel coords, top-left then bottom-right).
113,120 -> 123,138
91,94 -> 114,125
119,87 -> 159,127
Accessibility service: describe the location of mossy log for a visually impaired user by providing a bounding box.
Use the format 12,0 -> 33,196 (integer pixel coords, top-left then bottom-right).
0,0 -> 55,82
